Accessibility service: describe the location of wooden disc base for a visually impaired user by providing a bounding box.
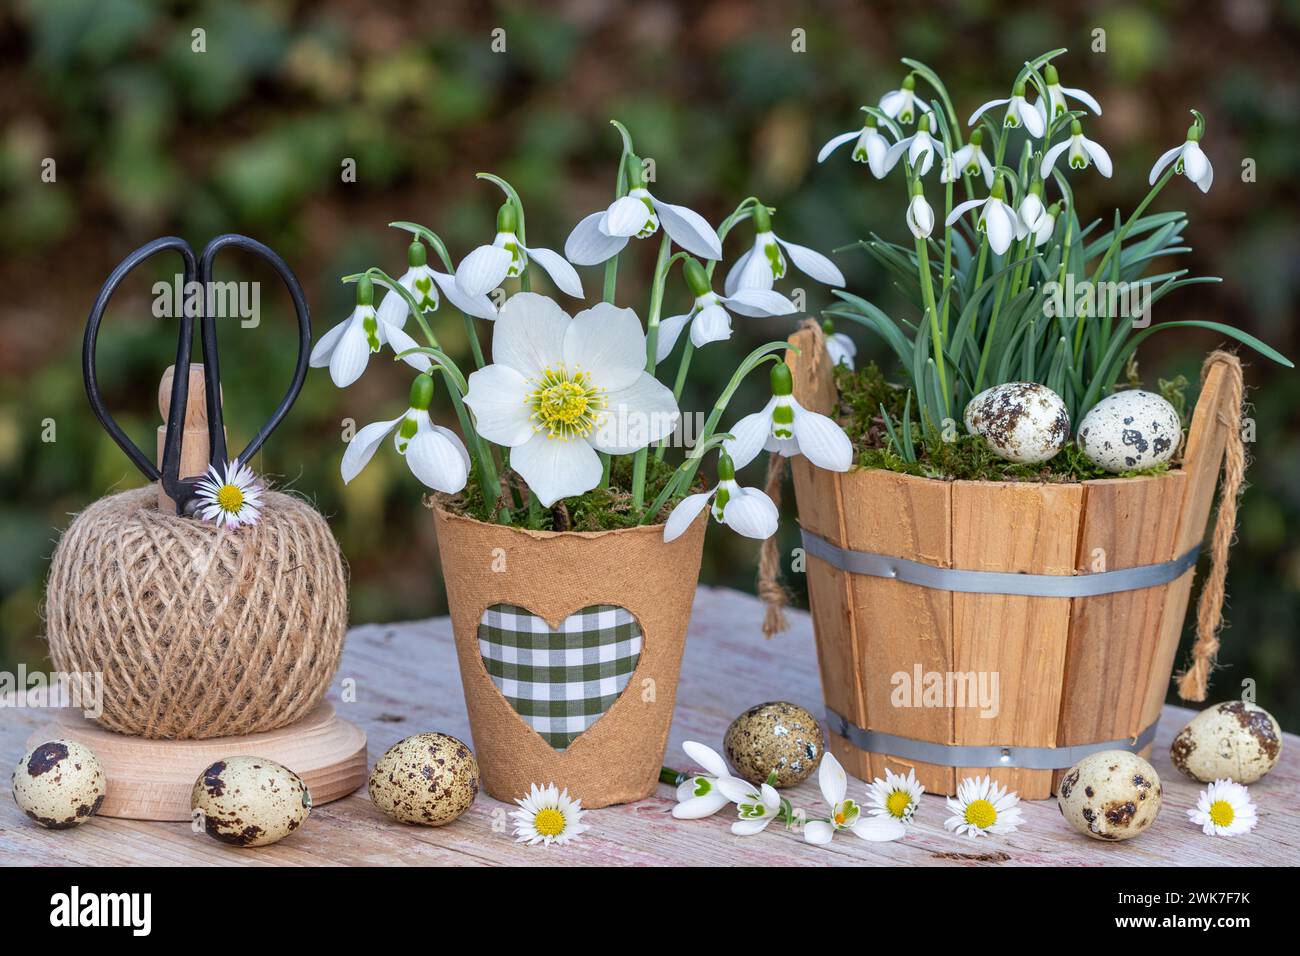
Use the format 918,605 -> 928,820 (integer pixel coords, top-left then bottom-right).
27,702 -> 367,821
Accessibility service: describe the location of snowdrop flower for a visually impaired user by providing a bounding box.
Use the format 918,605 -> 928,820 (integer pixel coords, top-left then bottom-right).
945,128 -> 994,188
463,293 -> 678,507
968,81 -> 1045,139
884,113 -> 943,178
724,204 -> 845,295
671,741 -> 746,820
377,242 -> 498,325
822,319 -> 857,370
879,73 -> 931,125
455,203 -> 583,299
905,179 -> 935,239
565,156 -> 722,265
865,767 -> 924,826
1017,182 -> 1049,235
194,459 -> 263,529
663,451 -> 779,543
656,257 -> 795,362
1030,201 -> 1060,248
1038,63 -> 1102,123
945,177 -> 1022,255
804,752 -> 906,845
1149,115 -> 1213,193
817,113 -> 893,178
511,783 -> 589,847
716,776 -> 783,836
1188,779 -> 1258,837
944,775 -> 1024,838
724,362 -> 854,472
339,373 -> 471,493
309,277 -> 386,388
1041,120 -> 1112,179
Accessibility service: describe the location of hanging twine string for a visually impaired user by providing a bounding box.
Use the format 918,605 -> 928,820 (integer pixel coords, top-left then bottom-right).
758,452 -> 791,638
1178,350 -> 1248,702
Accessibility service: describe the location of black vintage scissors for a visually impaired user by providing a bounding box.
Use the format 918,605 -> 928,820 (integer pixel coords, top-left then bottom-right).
83,234 -> 311,516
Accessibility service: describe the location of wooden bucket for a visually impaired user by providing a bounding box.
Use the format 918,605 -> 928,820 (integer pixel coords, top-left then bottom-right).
787,326 -> 1239,799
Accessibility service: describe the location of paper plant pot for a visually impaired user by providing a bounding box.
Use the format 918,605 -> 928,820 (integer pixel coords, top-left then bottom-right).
432,503 -> 707,809
786,326 -> 1241,800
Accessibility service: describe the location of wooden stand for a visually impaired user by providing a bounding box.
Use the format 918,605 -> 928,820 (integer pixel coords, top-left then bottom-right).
27,703 -> 367,821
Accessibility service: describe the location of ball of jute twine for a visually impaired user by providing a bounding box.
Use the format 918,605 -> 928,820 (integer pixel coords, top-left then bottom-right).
44,485 -> 348,739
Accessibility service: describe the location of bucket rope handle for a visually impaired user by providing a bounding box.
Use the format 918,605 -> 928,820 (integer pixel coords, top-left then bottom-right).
1177,350 -> 1247,702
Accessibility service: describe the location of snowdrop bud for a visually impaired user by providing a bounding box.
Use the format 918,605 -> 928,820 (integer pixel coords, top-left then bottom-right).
752,203 -> 773,233
1044,64 -> 1059,86
626,153 -> 647,188
716,450 -> 736,482
990,175 -> 1007,201
407,240 -> 427,267
770,361 -> 793,396
901,73 -> 917,93
408,372 -> 435,411
683,257 -> 711,297
917,112 -> 932,133
496,202 -> 518,233
969,127 -> 983,147
1070,119 -> 1083,137
821,317 -> 836,335
1013,80 -> 1027,97
356,275 -> 374,306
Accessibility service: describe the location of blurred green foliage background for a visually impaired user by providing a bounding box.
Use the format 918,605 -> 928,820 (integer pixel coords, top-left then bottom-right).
2,1 -> 1297,725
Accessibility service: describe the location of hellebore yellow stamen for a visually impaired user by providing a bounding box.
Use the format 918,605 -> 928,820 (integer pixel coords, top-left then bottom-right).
528,366 -> 607,440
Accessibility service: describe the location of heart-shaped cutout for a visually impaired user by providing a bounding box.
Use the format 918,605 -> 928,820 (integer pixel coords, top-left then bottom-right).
478,603 -> 643,751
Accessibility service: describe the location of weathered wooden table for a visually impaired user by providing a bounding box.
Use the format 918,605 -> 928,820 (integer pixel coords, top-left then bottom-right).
2,588 -> 1296,866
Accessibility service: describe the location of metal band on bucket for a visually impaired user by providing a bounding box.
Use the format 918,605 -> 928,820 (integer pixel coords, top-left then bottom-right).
826,708 -> 1160,770
801,529 -> 1199,598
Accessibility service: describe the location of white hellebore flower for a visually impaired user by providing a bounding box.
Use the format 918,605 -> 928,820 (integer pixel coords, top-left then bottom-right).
339,373 -> 471,493
879,73 -> 931,125
1149,115 -> 1213,193
663,451 -> 779,543
906,181 -> 935,239
945,129 -> 995,188
715,776 -> 784,836
1038,63 -> 1102,123
1187,779 -> 1258,837
823,320 -> 857,370
1041,120 -> 1112,179
884,113 -> 943,178
945,178 -> 1022,256
817,113 -> 893,178
455,203 -> 584,299
656,257 -> 795,362
724,363 -> 854,472
968,81 -> 1045,139
671,741 -> 746,820
564,157 -> 722,265
944,775 -> 1024,838
724,205 -> 845,295
463,293 -> 679,507
804,751 -> 907,845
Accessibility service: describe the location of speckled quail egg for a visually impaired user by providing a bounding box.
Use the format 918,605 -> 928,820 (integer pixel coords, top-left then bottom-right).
1077,390 -> 1182,473
723,701 -> 824,787
964,382 -> 1071,464
11,739 -> 106,829
191,756 -> 311,848
1058,749 -> 1162,841
369,732 -> 479,826
1170,701 -> 1282,784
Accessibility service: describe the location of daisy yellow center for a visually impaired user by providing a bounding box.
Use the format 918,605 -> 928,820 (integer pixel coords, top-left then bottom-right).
1209,800 -> 1234,828
886,790 -> 912,817
533,807 -> 566,837
529,366 -> 605,440
965,799 -> 997,829
215,484 -> 244,514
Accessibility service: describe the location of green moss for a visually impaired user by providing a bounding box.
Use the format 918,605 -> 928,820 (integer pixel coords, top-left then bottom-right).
443,454 -> 693,531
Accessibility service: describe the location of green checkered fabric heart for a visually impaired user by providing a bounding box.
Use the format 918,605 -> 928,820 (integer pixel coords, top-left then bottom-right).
478,603 -> 643,751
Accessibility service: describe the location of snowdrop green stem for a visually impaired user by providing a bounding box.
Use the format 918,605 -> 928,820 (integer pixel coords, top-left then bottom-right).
638,431 -> 734,523
911,180 -> 949,417
631,233 -> 677,509
1090,167 -> 1174,286
387,221 -> 455,273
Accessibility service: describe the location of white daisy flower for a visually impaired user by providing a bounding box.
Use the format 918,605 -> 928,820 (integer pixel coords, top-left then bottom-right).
716,776 -> 784,836
1149,114 -> 1214,193
879,73 -> 931,125
817,113 -> 893,178
663,450 -> 779,543
823,320 -> 857,370
945,178 -> 1022,256
455,203 -> 584,299
944,775 -> 1024,838
968,81 -> 1046,138
906,181 -> 935,239
511,782 -> 590,847
1188,779 -> 1258,837
564,156 -> 722,265
865,767 -> 924,825
946,128 -> 995,188
1041,120 -> 1112,180
339,373 -> 471,493
671,741 -> 746,819
724,362 -> 854,472
884,114 -> 943,178
804,751 -> 907,845
1037,63 -> 1102,124
723,205 -> 844,295
656,257 -> 795,362
463,293 -> 679,507
194,459 -> 263,529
